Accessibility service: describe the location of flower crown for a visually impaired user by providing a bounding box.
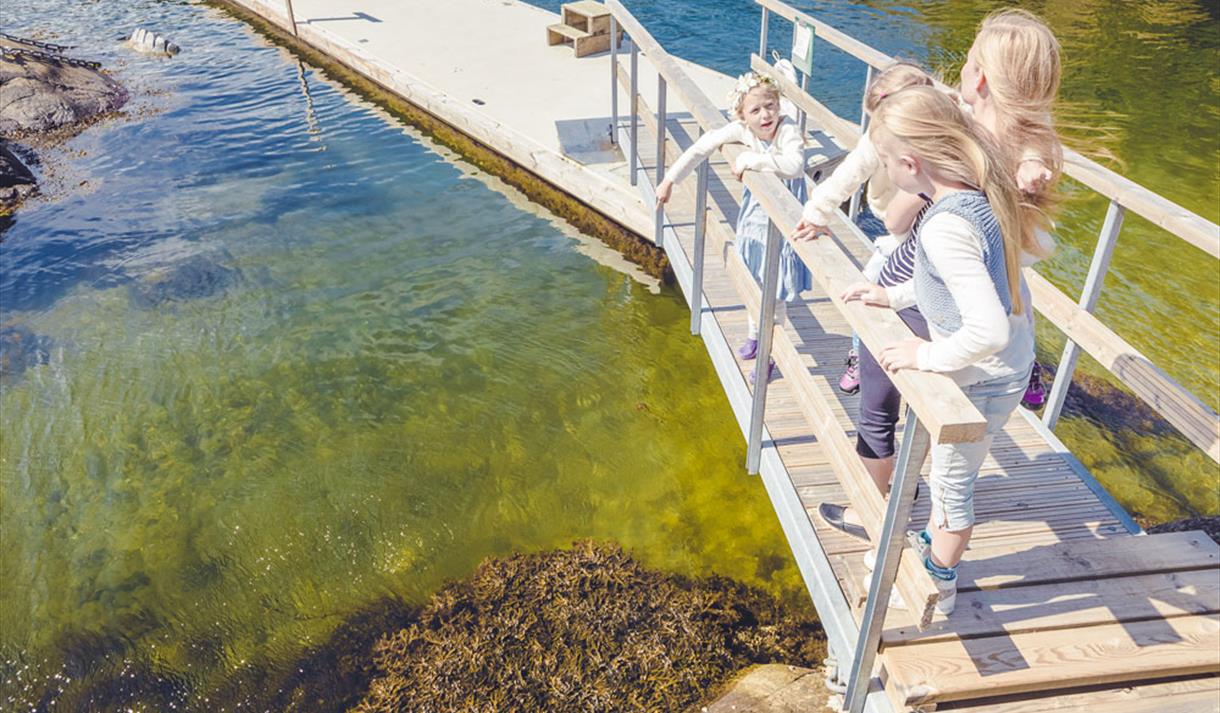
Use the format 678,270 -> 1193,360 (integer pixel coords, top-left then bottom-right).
728,71 -> 778,113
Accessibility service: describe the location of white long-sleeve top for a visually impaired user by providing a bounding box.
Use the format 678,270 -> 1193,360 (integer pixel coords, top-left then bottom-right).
664,118 -> 805,185
800,132 -> 894,226
884,211 -> 1034,386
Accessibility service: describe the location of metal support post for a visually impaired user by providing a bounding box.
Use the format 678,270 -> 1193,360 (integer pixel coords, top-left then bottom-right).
629,42 -> 639,185
843,410 -> 931,713
690,157 -> 709,335
609,17 -> 618,145
653,76 -> 668,249
759,7 -> 769,57
847,65 -> 875,220
284,0 -> 298,36
1043,199 -> 1126,430
746,220 -> 784,474
799,72 -> 809,139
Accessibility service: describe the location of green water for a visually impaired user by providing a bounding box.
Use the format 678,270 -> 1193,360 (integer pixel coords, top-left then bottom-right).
0,4 -> 798,707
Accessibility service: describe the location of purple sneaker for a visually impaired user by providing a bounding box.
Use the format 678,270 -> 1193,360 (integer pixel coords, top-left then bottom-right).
749,360 -> 777,385
1021,361 -> 1046,410
738,337 -> 758,361
838,350 -> 860,394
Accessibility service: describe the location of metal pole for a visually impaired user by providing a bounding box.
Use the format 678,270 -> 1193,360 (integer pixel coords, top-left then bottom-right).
653,76 -> 668,249
1043,199 -> 1126,430
759,7 -> 769,57
690,157 -> 709,335
798,72 -> 809,139
609,16 -> 618,145
284,0 -> 298,36
746,220 -> 784,474
848,65 -> 875,220
629,42 -> 639,185
843,410 -> 931,713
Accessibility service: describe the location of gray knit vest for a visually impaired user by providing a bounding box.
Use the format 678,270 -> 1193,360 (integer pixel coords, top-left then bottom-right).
914,191 -> 1012,333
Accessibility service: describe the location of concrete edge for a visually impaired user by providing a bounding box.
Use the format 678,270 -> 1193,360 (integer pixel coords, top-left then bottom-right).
208,0 -> 674,282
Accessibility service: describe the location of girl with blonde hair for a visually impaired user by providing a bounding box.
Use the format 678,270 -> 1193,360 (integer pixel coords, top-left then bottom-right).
810,10 -> 1065,562
840,86 -> 1036,615
657,71 -> 810,383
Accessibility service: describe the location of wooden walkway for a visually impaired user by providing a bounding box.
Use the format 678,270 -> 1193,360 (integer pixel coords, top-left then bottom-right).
623,87 -> 1220,711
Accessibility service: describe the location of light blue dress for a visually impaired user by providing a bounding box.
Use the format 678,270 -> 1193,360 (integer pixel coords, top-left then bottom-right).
735,157 -> 812,302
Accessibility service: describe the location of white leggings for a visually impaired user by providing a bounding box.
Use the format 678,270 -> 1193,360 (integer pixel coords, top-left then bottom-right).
747,300 -> 788,340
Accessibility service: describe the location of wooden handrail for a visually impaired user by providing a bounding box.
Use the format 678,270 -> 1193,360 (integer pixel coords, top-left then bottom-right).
607,0 -> 988,446
752,51 -> 1220,462
754,0 -> 1220,259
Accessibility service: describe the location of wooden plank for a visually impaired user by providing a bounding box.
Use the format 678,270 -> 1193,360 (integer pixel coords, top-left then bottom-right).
1025,270 -> 1219,462
956,531 -> 1220,592
883,614 -> 1220,706
945,674 -> 1220,713
883,568 -> 1220,646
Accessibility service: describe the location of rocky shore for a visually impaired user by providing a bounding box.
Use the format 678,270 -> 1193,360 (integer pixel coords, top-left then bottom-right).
0,35 -> 128,214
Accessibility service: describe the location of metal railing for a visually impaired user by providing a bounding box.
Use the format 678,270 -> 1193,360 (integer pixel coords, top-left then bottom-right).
754,0 -> 1220,464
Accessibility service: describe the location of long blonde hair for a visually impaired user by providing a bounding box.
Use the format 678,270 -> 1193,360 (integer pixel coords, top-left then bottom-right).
871,86 -> 1031,315
973,8 -> 1063,247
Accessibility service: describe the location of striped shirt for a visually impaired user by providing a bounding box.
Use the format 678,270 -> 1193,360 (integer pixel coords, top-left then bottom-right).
875,199 -> 932,288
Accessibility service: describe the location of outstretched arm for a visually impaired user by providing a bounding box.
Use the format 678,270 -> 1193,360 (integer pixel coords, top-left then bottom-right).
733,120 -> 805,179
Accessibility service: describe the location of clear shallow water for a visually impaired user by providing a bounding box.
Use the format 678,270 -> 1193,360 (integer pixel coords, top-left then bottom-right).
526,0 -> 1220,520
0,0 -> 1217,709
2,1 -> 798,708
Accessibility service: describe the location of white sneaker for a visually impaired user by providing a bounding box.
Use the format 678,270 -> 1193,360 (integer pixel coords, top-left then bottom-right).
860,574 -> 906,610
863,531 -> 928,572
933,575 -> 957,615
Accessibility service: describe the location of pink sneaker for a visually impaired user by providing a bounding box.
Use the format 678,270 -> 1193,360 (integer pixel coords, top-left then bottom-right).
838,350 -> 859,394
1021,361 -> 1046,410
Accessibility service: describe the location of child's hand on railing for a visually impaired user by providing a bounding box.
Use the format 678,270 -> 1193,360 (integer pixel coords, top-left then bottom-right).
877,337 -> 924,373
840,281 -> 889,307
791,219 -> 829,241
656,179 -> 674,204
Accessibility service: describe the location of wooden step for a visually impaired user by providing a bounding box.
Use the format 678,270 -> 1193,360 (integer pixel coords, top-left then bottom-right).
546,22 -> 620,58
547,22 -> 590,44
942,674 -> 1220,713
883,614 -> 1220,707
561,0 -> 613,35
957,530 -> 1219,592
883,568 -> 1220,646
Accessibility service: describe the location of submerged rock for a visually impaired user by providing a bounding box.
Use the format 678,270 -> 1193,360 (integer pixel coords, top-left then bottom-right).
0,324 -> 51,381
0,140 -> 38,213
129,254 -> 239,308
354,542 -> 824,713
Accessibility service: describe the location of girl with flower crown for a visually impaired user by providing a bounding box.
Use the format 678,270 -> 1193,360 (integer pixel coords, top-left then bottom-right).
657,71 -> 810,383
